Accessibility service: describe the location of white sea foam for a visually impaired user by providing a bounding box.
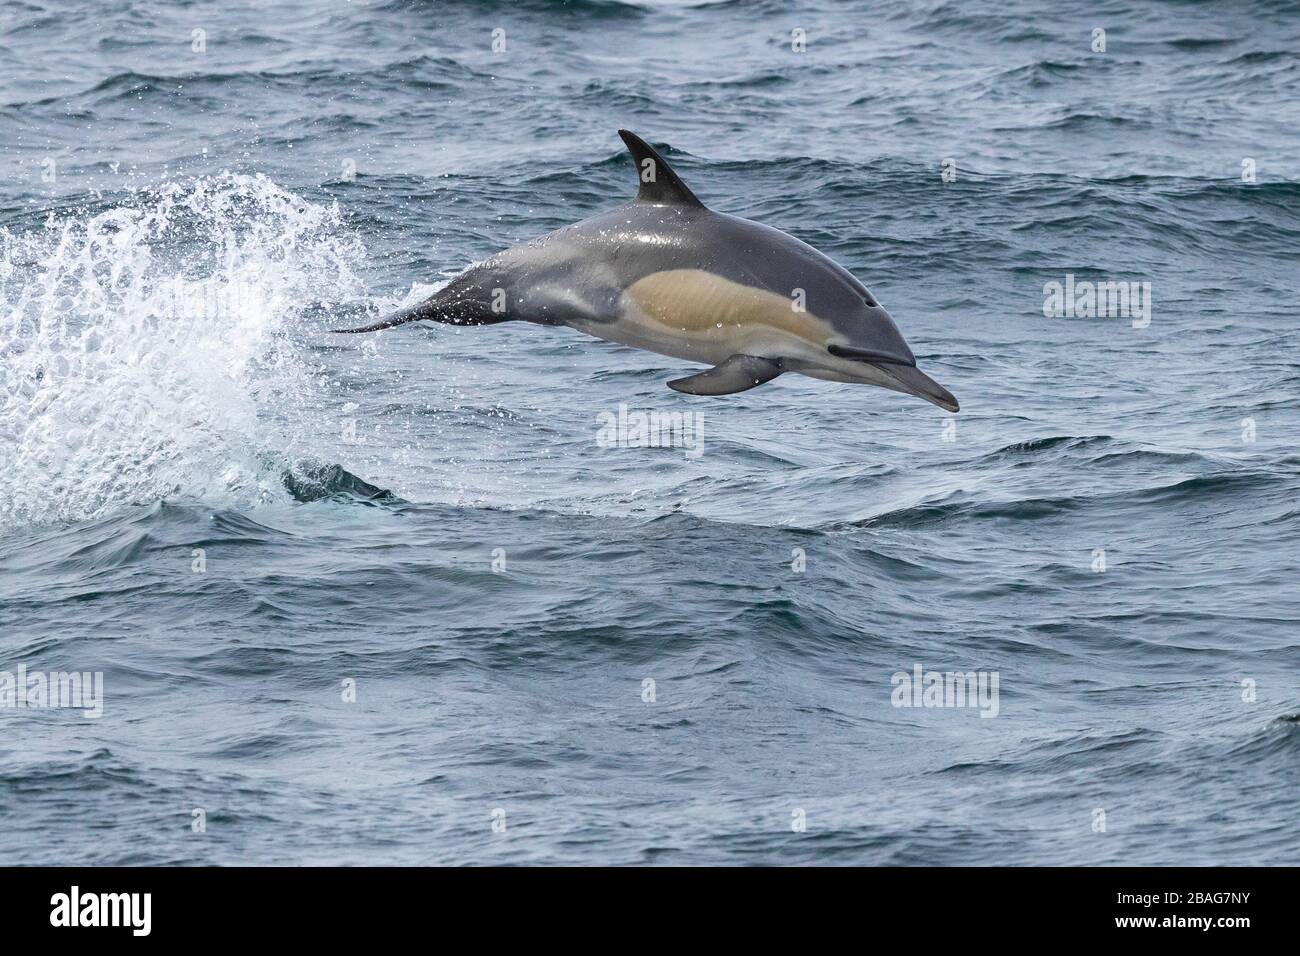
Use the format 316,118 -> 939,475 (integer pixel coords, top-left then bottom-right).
0,173 -> 367,527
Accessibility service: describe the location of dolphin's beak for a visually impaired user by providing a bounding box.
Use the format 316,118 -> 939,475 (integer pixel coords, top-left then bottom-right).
878,362 -> 960,412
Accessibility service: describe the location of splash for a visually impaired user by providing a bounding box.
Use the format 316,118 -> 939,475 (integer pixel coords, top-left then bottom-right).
0,173 -> 367,527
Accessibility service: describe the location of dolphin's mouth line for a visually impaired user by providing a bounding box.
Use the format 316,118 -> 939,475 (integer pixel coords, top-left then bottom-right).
826,343 -> 914,366
822,343 -> 958,411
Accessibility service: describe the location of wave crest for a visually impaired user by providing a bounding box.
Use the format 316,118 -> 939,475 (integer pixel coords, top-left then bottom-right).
0,173 -> 367,528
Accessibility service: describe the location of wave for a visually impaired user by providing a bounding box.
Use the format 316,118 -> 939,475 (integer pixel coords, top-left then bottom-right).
385,0 -> 648,19
282,464 -> 400,503
1229,713 -> 1300,761
5,48 -> 515,113
0,173 -> 368,529
854,470 -> 1287,529
967,435 -> 1230,472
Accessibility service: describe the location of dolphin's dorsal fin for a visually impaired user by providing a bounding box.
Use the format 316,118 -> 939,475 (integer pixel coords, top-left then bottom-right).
618,129 -> 704,208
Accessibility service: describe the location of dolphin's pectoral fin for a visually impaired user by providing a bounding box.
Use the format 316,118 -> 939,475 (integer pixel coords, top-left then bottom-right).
667,355 -> 783,396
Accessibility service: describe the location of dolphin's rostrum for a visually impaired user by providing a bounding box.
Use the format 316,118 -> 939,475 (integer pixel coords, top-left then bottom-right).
335,130 -> 959,412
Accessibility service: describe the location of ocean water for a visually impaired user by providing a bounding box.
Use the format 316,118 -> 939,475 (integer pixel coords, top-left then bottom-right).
1,0 -> 1298,865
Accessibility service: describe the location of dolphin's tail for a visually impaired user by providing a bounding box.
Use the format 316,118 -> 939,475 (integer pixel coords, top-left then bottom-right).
331,300 -> 439,333
330,287 -> 514,332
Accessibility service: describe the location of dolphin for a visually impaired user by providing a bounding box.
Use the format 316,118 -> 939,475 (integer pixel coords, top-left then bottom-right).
334,130 -> 958,412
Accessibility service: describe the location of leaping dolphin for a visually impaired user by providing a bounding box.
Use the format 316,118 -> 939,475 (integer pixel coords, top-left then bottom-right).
335,130 -> 959,412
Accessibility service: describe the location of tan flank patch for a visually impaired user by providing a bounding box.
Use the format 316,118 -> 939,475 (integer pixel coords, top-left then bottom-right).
625,269 -> 834,344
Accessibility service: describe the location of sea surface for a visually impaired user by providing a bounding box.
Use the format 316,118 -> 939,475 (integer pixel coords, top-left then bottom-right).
1,0 -> 1298,865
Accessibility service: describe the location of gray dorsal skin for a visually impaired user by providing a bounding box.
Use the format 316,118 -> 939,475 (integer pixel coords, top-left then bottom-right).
334,130 -> 959,413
